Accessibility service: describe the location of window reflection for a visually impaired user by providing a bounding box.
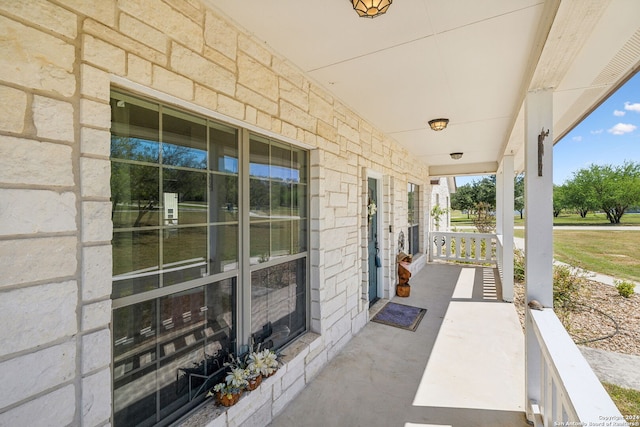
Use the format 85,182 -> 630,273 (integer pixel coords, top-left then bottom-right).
113,279 -> 235,427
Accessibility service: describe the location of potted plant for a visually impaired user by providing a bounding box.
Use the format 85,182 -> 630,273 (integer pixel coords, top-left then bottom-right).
208,376 -> 245,407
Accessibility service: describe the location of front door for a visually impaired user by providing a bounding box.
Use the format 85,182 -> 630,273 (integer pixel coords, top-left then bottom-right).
367,178 -> 379,306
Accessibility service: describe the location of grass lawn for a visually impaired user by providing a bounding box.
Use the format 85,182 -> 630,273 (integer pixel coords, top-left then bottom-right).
602,382 -> 640,417
456,210 -> 640,282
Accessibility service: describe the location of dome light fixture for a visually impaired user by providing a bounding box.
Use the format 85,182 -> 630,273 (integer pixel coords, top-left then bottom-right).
351,0 -> 392,18
450,152 -> 463,160
428,118 -> 449,131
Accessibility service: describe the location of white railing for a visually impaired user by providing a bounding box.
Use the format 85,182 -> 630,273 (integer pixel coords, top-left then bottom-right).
528,309 -> 625,426
429,231 -> 498,265
496,234 -> 504,282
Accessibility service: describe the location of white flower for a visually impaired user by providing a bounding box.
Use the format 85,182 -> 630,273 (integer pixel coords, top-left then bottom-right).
225,367 -> 249,388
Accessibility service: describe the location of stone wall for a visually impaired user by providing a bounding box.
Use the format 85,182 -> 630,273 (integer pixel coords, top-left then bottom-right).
0,1 -> 431,425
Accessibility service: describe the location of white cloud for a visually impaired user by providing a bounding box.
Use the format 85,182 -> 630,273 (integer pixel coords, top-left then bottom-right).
624,102 -> 640,113
590,129 -> 604,135
613,110 -> 626,116
572,136 -> 582,142
608,123 -> 637,135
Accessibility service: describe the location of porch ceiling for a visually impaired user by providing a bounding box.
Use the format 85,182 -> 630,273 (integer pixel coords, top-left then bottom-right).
208,0 -> 640,176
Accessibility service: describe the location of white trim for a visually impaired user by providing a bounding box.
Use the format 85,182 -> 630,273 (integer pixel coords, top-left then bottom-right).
110,75 -> 314,151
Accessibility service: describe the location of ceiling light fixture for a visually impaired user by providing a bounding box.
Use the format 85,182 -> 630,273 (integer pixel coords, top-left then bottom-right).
450,152 -> 463,160
351,0 -> 392,18
428,118 -> 449,131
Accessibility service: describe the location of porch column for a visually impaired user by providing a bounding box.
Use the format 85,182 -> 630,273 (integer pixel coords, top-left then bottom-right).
524,89 -> 554,421
496,167 -> 504,235
501,155 -> 514,302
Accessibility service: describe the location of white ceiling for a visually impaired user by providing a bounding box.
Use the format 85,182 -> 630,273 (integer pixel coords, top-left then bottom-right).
208,0 -> 640,176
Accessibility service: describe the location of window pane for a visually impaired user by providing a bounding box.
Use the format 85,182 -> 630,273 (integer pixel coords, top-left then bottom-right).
250,259 -> 306,349
113,279 -> 236,427
112,230 -> 160,298
270,144 -> 291,181
210,174 -> 238,223
271,221 -> 291,259
113,300 -> 157,427
292,219 -> 307,253
162,109 -> 207,169
163,168 -> 207,225
271,181 -> 291,218
292,149 -> 306,183
250,178 -> 270,221
163,227 -> 207,286
111,163 -> 160,229
249,137 -> 269,178
292,183 -> 307,219
210,124 -> 238,174
111,94 -> 159,163
209,224 -> 238,274
250,222 -> 270,265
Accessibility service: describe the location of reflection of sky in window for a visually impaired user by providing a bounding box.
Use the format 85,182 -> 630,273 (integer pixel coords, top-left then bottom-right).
111,137 -> 159,162
223,156 -> 238,174
249,164 -> 300,182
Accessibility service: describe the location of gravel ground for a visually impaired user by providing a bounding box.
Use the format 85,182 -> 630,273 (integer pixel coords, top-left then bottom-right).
514,280 -> 640,356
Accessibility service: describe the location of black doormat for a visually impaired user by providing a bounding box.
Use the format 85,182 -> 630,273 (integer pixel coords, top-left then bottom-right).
371,302 -> 427,331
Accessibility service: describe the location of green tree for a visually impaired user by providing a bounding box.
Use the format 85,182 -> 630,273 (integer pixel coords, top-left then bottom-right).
561,179 -> 594,218
450,184 -> 475,217
514,174 -> 525,219
570,161 -> 640,223
552,184 -> 565,217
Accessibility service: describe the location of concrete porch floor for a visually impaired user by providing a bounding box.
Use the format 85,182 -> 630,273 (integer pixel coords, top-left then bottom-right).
268,262 -> 528,427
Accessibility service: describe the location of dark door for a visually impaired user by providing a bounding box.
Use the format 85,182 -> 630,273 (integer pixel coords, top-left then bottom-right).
367,178 -> 379,306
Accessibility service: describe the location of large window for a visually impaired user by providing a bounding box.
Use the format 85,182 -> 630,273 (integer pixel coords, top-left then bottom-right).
408,183 -> 420,255
110,91 -> 308,426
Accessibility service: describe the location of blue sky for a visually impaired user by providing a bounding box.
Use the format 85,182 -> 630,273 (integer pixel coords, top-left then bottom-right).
457,71 -> 640,187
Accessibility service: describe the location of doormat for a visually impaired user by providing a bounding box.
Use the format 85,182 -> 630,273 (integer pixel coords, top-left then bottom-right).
371,302 -> 427,332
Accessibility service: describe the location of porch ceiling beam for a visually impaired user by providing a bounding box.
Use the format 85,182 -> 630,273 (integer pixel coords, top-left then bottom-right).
428,161 -> 498,178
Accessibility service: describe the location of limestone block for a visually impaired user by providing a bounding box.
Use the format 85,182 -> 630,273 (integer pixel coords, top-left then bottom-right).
171,43 -> 235,96
256,111 -> 272,130
127,54 -> 153,86
119,0 -> 203,52
280,352 -> 305,391
0,384 -> 75,427
81,64 -> 110,101
82,368 -> 112,427
272,375 -> 304,417
203,45 -> 236,73
152,65 -> 193,100
279,79 -> 308,111
0,0 -> 78,39
83,19 -> 166,66
309,91 -> 333,125
237,53 -> 277,101
204,10 -> 237,60
80,99 -> 111,129
82,245 -> 112,301
304,348 -> 328,382
82,34 -> 125,75
81,202 -> 113,243
280,101 -> 316,133
0,136 -> 73,186
328,192 -> 348,208
80,157 -> 111,198
82,329 -> 111,374
81,127 -> 111,157
0,189 -> 76,236
235,85 -> 278,116
82,300 -> 111,331
238,34 -> 271,67
272,58 -> 305,89
164,0 -> 203,23
0,236 -> 77,289
55,0 -> 115,27
0,86 -> 27,133
0,16 -> 75,97
0,281 -> 77,357
226,386 -> 271,427
33,95 -> 74,142
194,85 -> 218,111
245,105 -> 257,124
0,341 -> 76,408
217,95 -> 244,120
119,13 -> 167,54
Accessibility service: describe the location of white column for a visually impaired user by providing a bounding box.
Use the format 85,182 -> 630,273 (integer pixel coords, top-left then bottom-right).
496,168 -> 504,236
524,89 -> 554,422
501,155 -> 514,302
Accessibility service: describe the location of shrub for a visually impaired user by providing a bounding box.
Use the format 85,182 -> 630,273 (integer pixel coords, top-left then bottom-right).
615,280 -> 635,298
513,249 -> 525,283
553,264 -> 586,309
